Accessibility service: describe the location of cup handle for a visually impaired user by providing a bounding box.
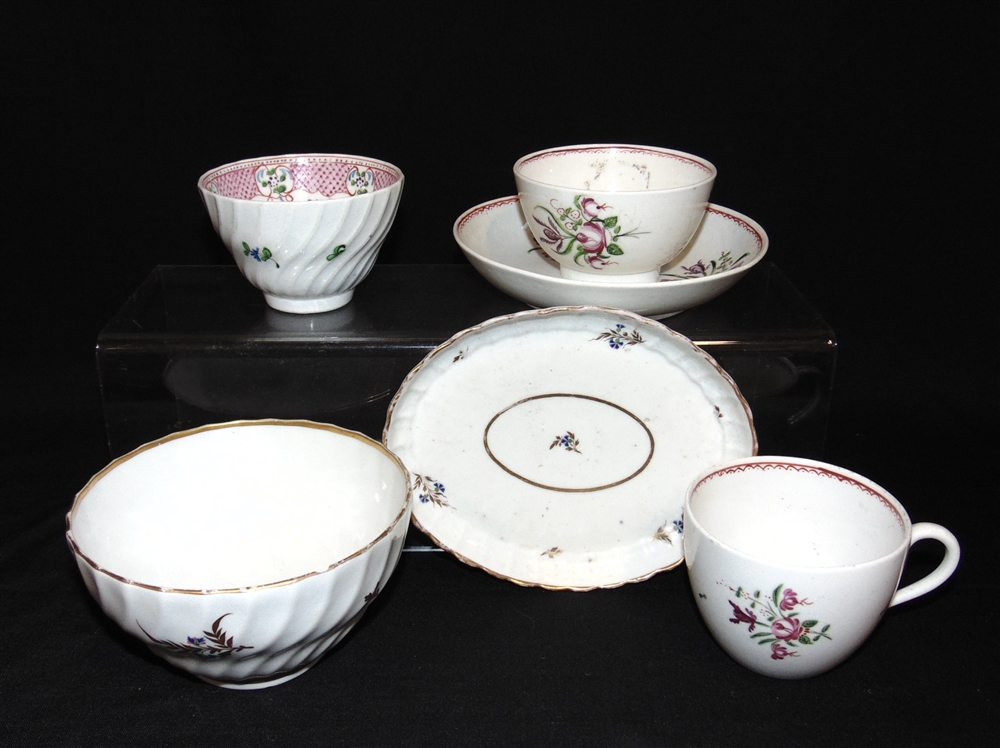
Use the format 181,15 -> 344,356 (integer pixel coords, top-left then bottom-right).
889,523 -> 961,607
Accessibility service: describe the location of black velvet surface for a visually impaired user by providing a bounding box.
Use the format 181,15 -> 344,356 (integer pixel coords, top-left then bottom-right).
2,2 -> 996,745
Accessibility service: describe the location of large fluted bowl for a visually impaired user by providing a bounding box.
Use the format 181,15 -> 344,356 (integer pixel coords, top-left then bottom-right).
66,420 -> 412,689
199,154 -> 404,313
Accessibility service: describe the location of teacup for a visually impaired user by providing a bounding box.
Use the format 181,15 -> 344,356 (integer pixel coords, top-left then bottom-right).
683,457 -> 960,678
513,144 -> 716,283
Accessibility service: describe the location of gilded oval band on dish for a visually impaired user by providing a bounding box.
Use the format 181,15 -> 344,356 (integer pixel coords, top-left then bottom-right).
482,393 -> 654,492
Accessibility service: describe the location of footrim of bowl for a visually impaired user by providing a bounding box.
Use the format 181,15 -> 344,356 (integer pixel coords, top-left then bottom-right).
199,665 -> 313,690
264,290 -> 354,314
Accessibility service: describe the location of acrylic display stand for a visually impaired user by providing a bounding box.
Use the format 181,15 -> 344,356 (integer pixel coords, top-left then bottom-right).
97,263 -> 836,547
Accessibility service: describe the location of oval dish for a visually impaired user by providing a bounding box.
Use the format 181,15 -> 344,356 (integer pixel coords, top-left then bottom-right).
383,307 -> 757,590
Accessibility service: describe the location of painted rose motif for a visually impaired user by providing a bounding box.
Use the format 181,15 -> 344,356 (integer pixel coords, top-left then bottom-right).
722,583 -> 831,663
580,196 -> 606,217
770,642 -> 798,660
780,588 -> 810,611
255,165 -> 294,201
771,617 -> 804,641
576,222 -> 612,255
531,195 -> 645,269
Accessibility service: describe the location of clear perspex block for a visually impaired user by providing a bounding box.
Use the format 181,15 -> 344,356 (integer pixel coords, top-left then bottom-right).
97,263 -> 836,546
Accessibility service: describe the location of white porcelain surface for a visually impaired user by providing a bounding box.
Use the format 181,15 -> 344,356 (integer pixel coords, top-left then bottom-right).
67,420 -> 411,689
513,145 -> 716,282
384,307 -> 756,590
683,457 -> 961,679
199,154 -> 404,314
455,197 -> 767,318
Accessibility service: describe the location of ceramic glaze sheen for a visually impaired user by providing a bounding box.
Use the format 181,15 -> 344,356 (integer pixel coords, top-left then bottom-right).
67,420 -> 412,689
517,147 -> 712,191
683,457 -> 961,679
384,307 -> 756,590
454,197 -> 767,318
513,145 -> 716,283
71,424 -> 405,590
199,154 -> 404,314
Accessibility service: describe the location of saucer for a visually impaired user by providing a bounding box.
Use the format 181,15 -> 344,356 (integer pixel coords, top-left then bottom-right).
454,198 -> 768,319
383,307 -> 757,590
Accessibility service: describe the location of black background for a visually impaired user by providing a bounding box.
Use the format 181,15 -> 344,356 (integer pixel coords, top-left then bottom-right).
2,2 -> 997,746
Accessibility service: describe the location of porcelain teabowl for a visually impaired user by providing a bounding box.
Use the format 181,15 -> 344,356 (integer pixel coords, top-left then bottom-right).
199,154 -> 404,314
513,145 -> 716,283
66,420 -> 411,689
454,197 -> 767,318
683,457 -> 960,678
